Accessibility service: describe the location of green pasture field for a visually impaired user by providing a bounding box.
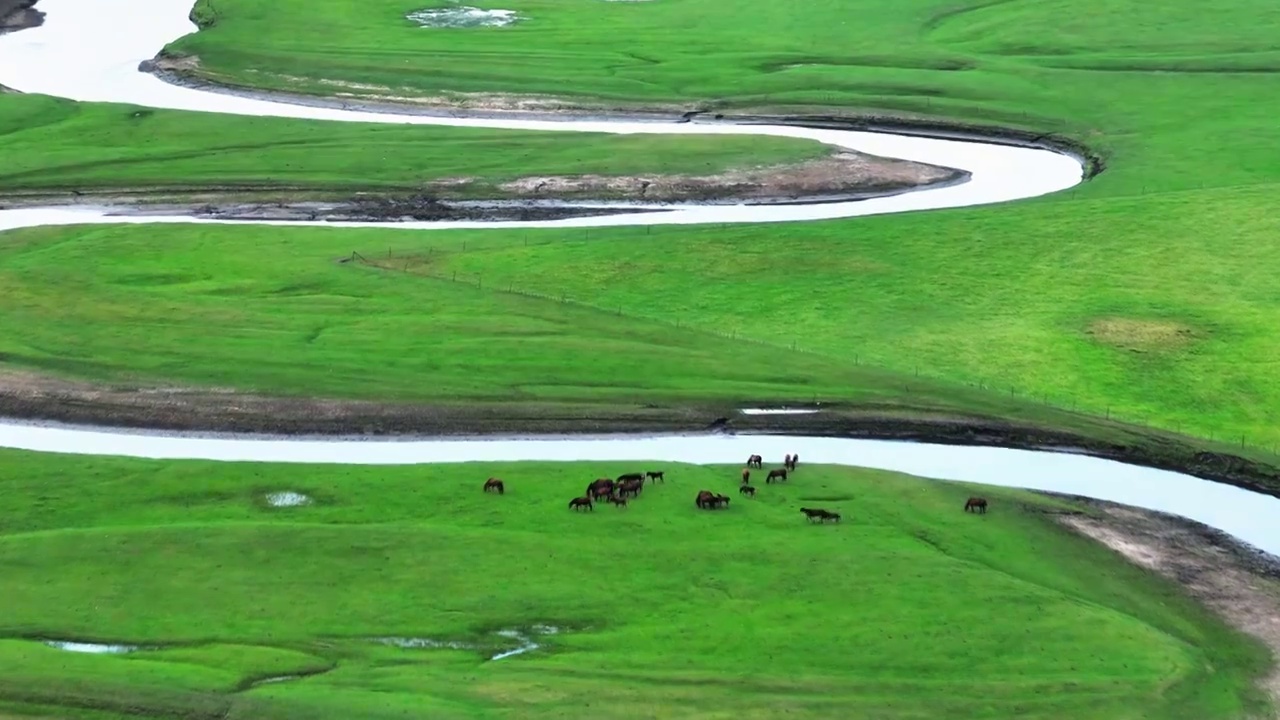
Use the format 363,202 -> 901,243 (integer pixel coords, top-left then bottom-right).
0,93 -> 826,197
67,0 -> 1271,450
0,449 -> 1265,719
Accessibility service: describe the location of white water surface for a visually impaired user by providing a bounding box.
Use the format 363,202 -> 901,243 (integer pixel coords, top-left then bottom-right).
2,420 -> 1278,557
0,0 -> 1270,561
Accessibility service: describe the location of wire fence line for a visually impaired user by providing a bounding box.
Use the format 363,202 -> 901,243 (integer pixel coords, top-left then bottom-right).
349,249 -> 1278,457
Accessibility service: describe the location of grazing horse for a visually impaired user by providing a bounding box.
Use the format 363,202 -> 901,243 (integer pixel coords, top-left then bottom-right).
766,468 -> 788,484
591,485 -> 615,502
616,472 -> 645,484
587,478 -> 614,496
696,490 -> 718,509
739,485 -> 756,498
741,468 -> 751,484
617,478 -> 644,498
569,496 -> 594,512
746,454 -> 763,469
965,497 -> 988,514
800,507 -> 838,523
608,495 -> 628,509
646,471 -> 665,483
483,478 -> 505,494
711,494 -> 731,509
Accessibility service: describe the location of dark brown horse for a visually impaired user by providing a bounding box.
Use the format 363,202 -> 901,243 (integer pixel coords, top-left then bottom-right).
646,471 -> 665,483
569,496 -> 594,512
696,490 -> 718,509
711,493 -> 731,509
784,454 -> 793,470
741,468 -> 751,484
739,485 -> 756,498
608,495 -> 628,509
483,478 -> 505,494
746,454 -> 763,469
591,485 -> 614,502
616,472 -> 645,484
617,478 -> 644,498
786,454 -> 799,471
800,507 -> 839,523
586,478 -> 614,497
766,468 -> 788,483
964,497 -> 988,514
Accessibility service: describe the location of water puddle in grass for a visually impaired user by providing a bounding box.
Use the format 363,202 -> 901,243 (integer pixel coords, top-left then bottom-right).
265,491 -> 311,507
739,408 -> 821,415
407,7 -> 520,27
44,640 -> 141,654
376,625 -> 559,660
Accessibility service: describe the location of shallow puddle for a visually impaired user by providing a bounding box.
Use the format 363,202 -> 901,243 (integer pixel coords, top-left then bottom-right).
375,625 -> 559,660
406,7 -> 520,27
265,491 -> 311,507
44,640 -> 140,654
739,408 -> 820,415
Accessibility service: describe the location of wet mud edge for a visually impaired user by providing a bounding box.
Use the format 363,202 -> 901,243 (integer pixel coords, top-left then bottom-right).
1041,493 -> 1280,706
0,374 -> 1277,501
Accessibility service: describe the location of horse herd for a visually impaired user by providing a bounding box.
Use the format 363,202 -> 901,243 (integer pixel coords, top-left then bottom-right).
482,453 -> 991,520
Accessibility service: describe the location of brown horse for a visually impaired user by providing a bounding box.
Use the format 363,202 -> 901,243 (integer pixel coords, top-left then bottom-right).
786,454 -> 799,471
739,485 -> 756,498
696,490 -> 719,509
784,454 -> 793,470
646,471 -> 665,483
746,454 -> 763,469
591,485 -> 614,502
741,468 -> 751,484
766,468 -> 788,483
616,472 -> 645,484
800,507 -> 839,523
569,496 -> 594,512
586,478 -> 614,496
617,478 -> 644,498
711,493 -> 731,509
964,497 -> 988,514
483,478 -> 505,494
608,495 -> 628,509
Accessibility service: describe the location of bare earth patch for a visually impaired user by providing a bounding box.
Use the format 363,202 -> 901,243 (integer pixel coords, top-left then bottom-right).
497,150 -> 960,202
1056,498 -> 1280,708
1087,317 -> 1199,353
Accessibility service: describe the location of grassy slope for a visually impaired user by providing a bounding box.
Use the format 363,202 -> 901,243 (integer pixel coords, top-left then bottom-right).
65,0 -> 1266,448
0,93 -> 826,196
0,449 -> 1265,719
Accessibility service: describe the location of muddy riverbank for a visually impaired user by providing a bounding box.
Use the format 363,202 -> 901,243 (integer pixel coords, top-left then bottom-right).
1047,493 -> 1280,706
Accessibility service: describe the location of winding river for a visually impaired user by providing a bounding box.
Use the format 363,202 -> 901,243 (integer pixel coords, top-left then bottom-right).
1,0 -> 1276,558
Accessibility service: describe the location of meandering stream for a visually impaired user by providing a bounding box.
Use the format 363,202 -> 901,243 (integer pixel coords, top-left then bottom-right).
0,0 -> 1273,560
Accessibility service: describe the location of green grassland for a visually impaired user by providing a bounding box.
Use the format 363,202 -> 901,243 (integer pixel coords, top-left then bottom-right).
23,0 -> 1248,450
0,449 -> 1265,719
0,93 -> 826,198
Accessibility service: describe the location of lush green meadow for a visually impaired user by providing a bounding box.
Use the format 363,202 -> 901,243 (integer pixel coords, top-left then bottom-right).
56,0 -> 1262,449
0,450 -> 1265,719
0,93 -> 825,197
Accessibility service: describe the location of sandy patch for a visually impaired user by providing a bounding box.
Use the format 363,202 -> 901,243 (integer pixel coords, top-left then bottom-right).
1057,499 -> 1280,706
1087,317 -> 1198,353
